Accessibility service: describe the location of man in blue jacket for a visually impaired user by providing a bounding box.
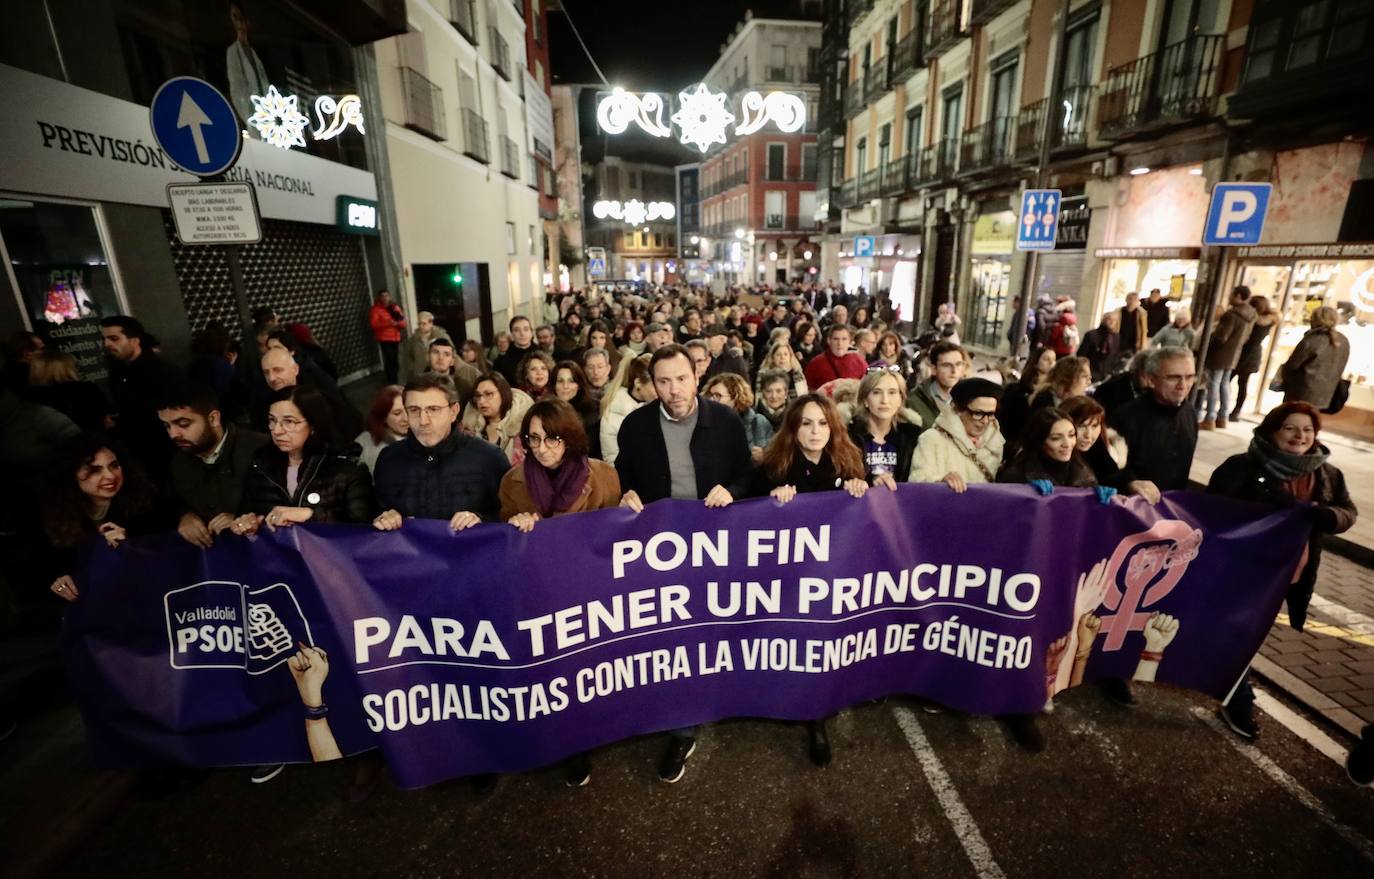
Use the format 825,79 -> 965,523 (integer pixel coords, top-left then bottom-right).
372,373 -> 509,533
614,344 -> 753,783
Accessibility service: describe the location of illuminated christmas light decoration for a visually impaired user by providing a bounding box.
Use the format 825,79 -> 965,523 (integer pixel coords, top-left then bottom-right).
247,85 -> 310,150
1354,267 -> 1374,314
595,87 -> 671,137
735,91 -> 807,135
670,83 -> 735,153
591,200 -> 676,223
313,94 -> 365,140
623,199 -> 649,226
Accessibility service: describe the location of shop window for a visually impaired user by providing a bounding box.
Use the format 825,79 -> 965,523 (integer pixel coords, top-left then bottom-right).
0,200 -> 122,384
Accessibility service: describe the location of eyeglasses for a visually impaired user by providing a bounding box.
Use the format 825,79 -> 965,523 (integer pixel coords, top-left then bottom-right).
965,410 -> 997,422
266,415 -> 308,431
405,405 -> 453,419
867,364 -> 902,374
522,433 -> 564,449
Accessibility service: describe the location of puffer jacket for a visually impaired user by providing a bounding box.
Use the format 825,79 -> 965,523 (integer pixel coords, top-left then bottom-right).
1281,328 -> 1351,409
1204,302 -> 1258,371
908,406 -> 1005,485
599,387 -> 646,465
460,387 -> 534,465
373,430 -> 509,521
241,446 -> 376,523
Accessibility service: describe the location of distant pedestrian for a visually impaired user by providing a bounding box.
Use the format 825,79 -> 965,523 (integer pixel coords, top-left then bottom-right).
1279,306 -> 1350,411
1143,288 -> 1171,338
1199,286 -> 1257,430
368,290 -> 406,384
1229,295 -> 1276,421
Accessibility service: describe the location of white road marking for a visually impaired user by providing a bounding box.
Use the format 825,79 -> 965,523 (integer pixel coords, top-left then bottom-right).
1191,706 -> 1374,863
892,707 -> 1007,879
1310,594 -> 1374,636
1253,687 -> 1351,767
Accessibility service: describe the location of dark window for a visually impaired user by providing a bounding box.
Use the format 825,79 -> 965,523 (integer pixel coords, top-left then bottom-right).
906,106 -> 924,153
1244,16 -> 1283,82
1289,0 -> 1333,68
767,143 -> 786,180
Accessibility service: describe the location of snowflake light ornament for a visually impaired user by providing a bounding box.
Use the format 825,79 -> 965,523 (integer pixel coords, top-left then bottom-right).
622,199 -> 649,227
670,83 -> 734,154
247,85 -> 310,150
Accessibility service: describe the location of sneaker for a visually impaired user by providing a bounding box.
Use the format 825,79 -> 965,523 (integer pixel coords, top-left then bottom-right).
1198,419 -> 1216,431
1215,415 -> 1228,428
470,773 -> 498,797
1001,714 -> 1046,753
1098,678 -> 1137,706
250,763 -> 285,784
807,720 -> 832,768
1219,704 -> 1259,740
563,753 -> 592,788
657,737 -> 697,784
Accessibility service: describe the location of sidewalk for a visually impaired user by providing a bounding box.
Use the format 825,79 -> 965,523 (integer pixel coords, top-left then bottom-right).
1188,414 -> 1374,737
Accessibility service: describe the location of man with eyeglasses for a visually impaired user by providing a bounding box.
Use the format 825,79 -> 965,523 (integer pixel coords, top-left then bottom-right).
1108,346 -> 1198,506
907,341 -> 968,430
372,373 -> 509,534
909,378 -> 1005,492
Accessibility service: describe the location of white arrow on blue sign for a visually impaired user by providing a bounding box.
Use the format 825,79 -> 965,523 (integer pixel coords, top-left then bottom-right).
149,77 -> 243,177
1203,183 -> 1272,246
1016,188 -> 1061,252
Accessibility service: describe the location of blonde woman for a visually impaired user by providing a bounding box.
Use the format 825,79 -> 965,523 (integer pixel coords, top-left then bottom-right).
757,340 -> 809,399
599,354 -> 655,464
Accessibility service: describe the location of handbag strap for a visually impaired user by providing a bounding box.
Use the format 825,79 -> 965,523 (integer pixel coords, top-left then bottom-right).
935,424 -> 997,483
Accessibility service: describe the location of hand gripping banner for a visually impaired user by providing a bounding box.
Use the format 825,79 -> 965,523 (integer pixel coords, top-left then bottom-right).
61,485 -> 1309,788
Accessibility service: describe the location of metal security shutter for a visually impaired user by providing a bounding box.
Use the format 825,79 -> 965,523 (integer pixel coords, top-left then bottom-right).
163,213 -> 377,378
1034,251 -> 1089,312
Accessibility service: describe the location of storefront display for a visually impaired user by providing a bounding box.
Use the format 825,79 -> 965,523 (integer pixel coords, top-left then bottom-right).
968,209 -> 1015,349
1094,247 -> 1201,318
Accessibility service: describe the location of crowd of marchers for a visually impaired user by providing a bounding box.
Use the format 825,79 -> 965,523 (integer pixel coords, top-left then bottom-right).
0,277 -> 1364,792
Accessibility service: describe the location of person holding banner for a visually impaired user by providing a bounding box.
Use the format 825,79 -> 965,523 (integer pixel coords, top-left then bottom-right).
1107,346 -> 1198,505
230,386 -> 376,535
754,393 -> 869,766
847,368 -> 922,487
908,378 -> 1005,492
614,344 -> 753,784
1208,401 -> 1357,738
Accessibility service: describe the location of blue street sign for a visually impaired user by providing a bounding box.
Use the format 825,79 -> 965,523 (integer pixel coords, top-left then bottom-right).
854,236 -> 876,258
588,257 -> 606,276
1203,182 -> 1272,246
1016,188 -> 1062,252
149,77 -> 243,177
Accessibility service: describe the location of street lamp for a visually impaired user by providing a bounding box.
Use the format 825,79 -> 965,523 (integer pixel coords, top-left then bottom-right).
690,235 -> 700,244
803,249 -> 813,260
734,227 -> 745,239
768,251 -> 778,260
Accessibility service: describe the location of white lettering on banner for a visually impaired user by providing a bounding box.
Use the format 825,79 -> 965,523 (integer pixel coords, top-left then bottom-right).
0,62 -> 377,226
353,616 -> 510,664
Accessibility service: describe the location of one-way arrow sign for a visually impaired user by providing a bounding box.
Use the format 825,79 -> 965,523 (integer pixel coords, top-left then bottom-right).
149,77 -> 242,176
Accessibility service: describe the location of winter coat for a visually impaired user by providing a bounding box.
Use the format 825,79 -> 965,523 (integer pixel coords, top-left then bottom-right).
997,382 -> 1035,449
1204,302 -> 1258,371
1118,306 -> 1149,354
1281,328 -> 1351,409
750,451 -> 847,497
399,327 -> 453,383
492,343 -> 538,387
848,413 -> 922,483
1143,298 -> 1172,338
599,387 -> 646,465
368,302 -> 406,343
1151,324 -> 1196,350
169,426 -> 271,521
241,447 -> 376,524
1080,432 -> 1131,490
1078,326 -> 1120,382
1092,371 -> 1142,418
739,406 -> 775,450
107,350 -> 184,477
905,380 -> 948,430
804,350 -> 868,388
499,458 -> 622,520
613,398 -> 754,504
354,430 -> 402,474
460,387 -> 534,465
29,381 -> 110,433
908,406 -> 1005,485
373,430 -> 509,521
1048,313 -> 1080,357
1108,394 -> 1197,491
705,349 -> 752,382
754,398 -> 787,430
1033,298 -> 1057,346
1234,317 -> 1276,376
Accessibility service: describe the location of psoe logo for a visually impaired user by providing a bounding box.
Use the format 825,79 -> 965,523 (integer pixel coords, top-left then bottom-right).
164,580 -> 314,674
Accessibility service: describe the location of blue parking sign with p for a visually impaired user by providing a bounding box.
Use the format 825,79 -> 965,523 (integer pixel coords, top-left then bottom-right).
854,236 -> 876,258
1203,183 -> 1271,246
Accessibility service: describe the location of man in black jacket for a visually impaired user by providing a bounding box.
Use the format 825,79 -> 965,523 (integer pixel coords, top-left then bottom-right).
102,315 -> 184,479
372,373 -> 508,532
1108,346 -> 1198,505
614,344 -> 752,784
158,383 -> 270,547
491,315 -> 537,386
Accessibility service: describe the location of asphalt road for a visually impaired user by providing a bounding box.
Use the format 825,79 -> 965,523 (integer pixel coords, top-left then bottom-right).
50,683 -> 1374,878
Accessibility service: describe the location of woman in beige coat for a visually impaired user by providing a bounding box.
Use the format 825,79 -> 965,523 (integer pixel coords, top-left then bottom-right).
460,372 -> 533,466
908,378 -> 1006,491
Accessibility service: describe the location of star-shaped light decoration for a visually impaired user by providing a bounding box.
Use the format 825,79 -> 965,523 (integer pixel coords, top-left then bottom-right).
247,85 -> 310,150
622,199 -> 649,227
670,83 -> 734,154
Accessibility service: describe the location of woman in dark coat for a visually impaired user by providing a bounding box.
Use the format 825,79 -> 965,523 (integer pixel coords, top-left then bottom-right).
999,346 -> 1056,450
1060,395 -> 1130,490
847,369 -> 922,487
230,385 -> 376,534
550,361 -> 603,460
1208,401 -> 1356,739
1280,306 -> 1351,410
754,393 -> 869,768
1229,295 -> 1275,420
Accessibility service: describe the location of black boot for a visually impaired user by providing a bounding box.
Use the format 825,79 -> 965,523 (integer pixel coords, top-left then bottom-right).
1000,714 -> 1046,753
807,719 -> 832,767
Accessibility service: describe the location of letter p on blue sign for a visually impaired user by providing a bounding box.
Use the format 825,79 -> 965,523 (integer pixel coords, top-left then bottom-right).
1203,183 -> 1272,246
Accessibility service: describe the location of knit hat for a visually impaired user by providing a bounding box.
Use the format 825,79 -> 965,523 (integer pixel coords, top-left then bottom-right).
950,377 -> 1004,407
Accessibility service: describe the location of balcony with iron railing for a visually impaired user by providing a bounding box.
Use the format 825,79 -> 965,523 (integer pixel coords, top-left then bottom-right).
857,167 -> 882,201
701,169 -> 749,198
499,135 -> 520,179
970,0 -> 1018,25
400,67 -> 447,141
847,0 -> 875,27
764,165 -> 820,183
449,0 -> 478,44
918,138 -> 959,183
845,76 -> 868,117
838,177 -> 858,208
888,29 -> 923,84
1097,34 -> 1223,139
958,116 -> 1015,173
864,66 -> 889,103
926,0 -> 969,60
461,108 -> 489,163
880,157 -> 908,195
763,213 -> 820,231
489,28 -> 511,81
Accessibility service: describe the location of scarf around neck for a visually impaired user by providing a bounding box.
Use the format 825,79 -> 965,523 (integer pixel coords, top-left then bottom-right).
1247,432 -> 1328,482
522,454 -> 591,517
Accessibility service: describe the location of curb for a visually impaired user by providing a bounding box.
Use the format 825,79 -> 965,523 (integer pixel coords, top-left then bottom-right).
1251,654 -> 1365,740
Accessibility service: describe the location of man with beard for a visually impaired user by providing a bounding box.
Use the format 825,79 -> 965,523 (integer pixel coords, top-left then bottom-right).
157,383 -> 270,547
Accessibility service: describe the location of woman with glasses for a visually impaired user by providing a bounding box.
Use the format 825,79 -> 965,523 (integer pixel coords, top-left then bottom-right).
704,373 -> 774,463
1207,401 -> 1356,738
752,393 -> 869,767
909,379 -> 1005,493
499,397 -> 621,787
460,372 -> 534,467
231,386 -> 376,534
848,368 -> 922,488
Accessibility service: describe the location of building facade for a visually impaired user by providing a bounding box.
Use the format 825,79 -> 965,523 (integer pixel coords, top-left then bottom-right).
522,0 -> 561,290
585,157 -> 680,284
374,0 -> 549,344
0,0 -> 404,383
550,83 -> 587,292
697,13 -> 824,286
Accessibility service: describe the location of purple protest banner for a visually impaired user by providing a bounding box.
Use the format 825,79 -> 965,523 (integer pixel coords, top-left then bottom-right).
62,485 -> 1309,788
